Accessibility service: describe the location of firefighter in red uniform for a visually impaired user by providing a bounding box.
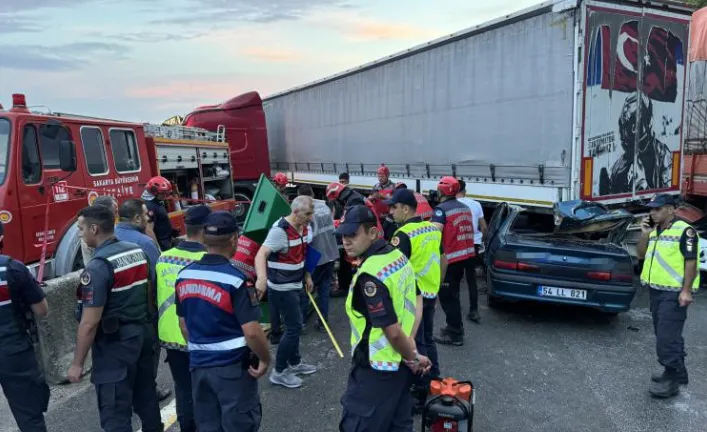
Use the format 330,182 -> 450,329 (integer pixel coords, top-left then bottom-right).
273,173 -> 289,198
368,165 -> 397,241
430,176 -> 476,346
142,176 -> 177,251
326,182 -> 383,296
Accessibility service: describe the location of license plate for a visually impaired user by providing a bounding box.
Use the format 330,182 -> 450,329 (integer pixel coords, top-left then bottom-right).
537,286 -> 587,300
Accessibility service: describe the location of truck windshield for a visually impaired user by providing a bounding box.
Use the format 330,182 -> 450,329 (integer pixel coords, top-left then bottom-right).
0,119 -> 9,185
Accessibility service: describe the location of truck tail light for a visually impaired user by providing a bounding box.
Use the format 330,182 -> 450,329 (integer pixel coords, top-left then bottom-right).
581,157 -> 593,199
671,151 -> 680,187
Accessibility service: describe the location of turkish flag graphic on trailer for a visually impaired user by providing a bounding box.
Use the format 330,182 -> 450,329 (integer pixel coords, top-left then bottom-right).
588,20 -> 683,103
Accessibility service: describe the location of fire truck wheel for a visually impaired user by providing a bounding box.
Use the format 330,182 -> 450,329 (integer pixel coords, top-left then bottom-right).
233,192 -> 251,222
54,222 -> 84,277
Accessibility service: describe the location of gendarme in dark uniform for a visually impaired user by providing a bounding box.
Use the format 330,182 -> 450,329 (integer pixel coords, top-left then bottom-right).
336,205 -> 428,431
0,221 -> 50,432
638,194 -> 700,398
69,205 -> 163,432
175,211 -> 270,432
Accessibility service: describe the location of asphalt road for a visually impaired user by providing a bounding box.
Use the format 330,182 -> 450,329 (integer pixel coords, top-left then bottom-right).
2,277 -> 707,431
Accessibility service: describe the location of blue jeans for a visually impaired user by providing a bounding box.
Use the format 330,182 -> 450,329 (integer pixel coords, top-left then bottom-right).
313,261 -> 335,321
268,289 -> 303,372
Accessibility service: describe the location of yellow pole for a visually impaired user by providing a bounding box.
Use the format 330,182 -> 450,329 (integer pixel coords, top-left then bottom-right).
306,289 -> 344,358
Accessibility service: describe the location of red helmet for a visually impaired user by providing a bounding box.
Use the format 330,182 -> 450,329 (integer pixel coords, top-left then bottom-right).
437,176 -> 460,196
377,164 -> 390,177
273,172 -> 288,186
326,182 -> 346,200
147,176 -> 172,193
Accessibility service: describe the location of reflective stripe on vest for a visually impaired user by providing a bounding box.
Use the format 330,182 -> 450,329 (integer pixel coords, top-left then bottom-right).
91,241 -> 151,324
394,221 -> 442,299
188,336 -> 247,352
440,202 -> 476,264
267,218 -> 309,290
156,247 -> 206,350
640,220 -> 701,292
0,265 -> 9,308
345,248 -> 417,372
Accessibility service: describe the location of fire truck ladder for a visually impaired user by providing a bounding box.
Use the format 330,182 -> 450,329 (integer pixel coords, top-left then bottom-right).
143,123 -> 226,143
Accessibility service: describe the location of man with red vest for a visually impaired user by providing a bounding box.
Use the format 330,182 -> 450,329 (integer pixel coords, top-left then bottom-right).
255,196 -> 318,389
430,176 -> 476,346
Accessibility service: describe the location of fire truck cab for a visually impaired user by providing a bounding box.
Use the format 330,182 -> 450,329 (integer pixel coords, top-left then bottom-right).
0,94 -> 237,279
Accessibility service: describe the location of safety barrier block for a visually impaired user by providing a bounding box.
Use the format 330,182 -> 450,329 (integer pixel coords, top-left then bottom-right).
34,271 -> 91,385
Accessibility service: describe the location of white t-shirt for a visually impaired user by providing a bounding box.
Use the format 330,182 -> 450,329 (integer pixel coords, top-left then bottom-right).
457,197 -> 484,245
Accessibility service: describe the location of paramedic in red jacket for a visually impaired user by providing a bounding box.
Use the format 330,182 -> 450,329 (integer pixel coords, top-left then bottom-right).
430,177 -> 476,346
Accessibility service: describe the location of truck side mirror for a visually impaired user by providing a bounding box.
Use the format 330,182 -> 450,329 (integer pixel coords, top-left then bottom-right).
59,140 -> 77,172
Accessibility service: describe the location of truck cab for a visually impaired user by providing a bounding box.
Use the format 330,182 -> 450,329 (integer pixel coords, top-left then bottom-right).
0,93 -> 237,280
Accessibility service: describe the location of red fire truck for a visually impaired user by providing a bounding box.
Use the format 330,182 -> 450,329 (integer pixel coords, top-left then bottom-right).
0,94 -> 238,279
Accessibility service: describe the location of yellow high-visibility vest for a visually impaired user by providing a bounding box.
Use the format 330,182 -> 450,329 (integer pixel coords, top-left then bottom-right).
345,248 -> 417,371
640,220 -> 700,292
156,247 -> 206,350
394,221 -> 442,298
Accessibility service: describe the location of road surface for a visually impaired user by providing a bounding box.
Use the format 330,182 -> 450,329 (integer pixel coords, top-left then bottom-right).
2,278 -> 706,431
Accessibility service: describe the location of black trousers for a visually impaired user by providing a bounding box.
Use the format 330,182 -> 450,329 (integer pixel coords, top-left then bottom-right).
94,329 -> 163,432
339,365 -> 413,432
192,363 -> 261,432
0,348 -> 49,432
650,288 -> 689,372
338,251 -> 354,291
166,349 -> 195,432
439,259 -> 475,331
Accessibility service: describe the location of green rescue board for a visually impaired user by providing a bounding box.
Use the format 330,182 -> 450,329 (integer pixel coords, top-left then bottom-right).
241,174 -> 291,245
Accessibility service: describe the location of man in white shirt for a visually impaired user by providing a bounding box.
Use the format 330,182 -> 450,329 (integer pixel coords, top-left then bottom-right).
456,180 -> 487,323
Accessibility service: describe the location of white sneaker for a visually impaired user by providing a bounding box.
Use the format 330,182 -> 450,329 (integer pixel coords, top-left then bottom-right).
269,368 -> 303,388
287,361 -> 318,375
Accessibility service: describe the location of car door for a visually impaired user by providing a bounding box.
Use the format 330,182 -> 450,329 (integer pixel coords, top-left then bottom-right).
483,202 -> 510,268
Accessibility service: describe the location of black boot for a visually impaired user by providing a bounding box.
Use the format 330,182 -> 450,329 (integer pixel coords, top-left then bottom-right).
466,309 -> 480,324
652,368 -> 688,385
435,326 -> 464,346
649,377 -> 679,398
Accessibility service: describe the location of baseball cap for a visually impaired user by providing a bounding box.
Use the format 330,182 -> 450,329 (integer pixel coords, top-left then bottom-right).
203,211 -> 239,236
644,193 -> 679,208
383,188 -> 418,209
336,205 -> 378,236
184,205 -> 212,226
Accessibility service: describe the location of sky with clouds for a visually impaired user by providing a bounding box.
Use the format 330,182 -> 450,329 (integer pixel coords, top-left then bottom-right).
0,0 -> 540,123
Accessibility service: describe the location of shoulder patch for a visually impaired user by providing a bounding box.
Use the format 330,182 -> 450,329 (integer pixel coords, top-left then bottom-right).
686,227 -> 696,238
80,271 -> 91,286
363,281 -> 377,297
435,209 -> 443,217
391,236 -> 400,247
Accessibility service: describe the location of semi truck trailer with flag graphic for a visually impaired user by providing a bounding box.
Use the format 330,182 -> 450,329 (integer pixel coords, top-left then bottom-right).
185,0 -> 694,256
257,0 -> 692,209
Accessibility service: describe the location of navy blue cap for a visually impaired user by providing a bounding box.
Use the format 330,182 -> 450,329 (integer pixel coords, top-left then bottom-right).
337,205 -> 378,236
384,188 -> 418,209
184,205 -> 212,226
645,193 -> 679,208
203,211 -> 239,236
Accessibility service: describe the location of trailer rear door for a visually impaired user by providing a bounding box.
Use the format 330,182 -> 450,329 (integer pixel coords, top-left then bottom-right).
579,1 -> 691,203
